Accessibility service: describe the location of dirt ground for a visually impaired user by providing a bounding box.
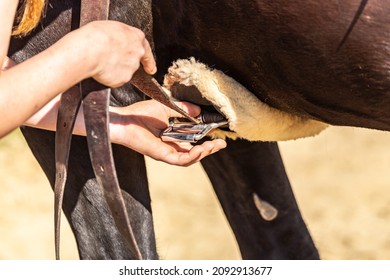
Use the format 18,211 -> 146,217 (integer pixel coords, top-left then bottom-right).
0,125 -> 390,260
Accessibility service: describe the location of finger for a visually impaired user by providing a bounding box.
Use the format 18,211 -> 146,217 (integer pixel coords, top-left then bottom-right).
207,139 -> 228,153
140,39 -> 157,75
182,139 -> 227,166
195,139 -> 227,160
163,139 -> 227,166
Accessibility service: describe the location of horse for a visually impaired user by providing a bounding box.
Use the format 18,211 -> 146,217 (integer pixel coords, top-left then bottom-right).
150,0 -> 389,259
10,0 -> 388,259
9,0 -> 318,260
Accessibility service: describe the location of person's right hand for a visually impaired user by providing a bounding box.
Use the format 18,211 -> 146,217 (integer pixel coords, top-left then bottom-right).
0,19 -> 156,137
76,20 -> 156,88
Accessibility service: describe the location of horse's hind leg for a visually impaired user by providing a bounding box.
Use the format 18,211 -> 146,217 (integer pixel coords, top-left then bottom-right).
201,139 -> 319,260
21,126 -> 158,259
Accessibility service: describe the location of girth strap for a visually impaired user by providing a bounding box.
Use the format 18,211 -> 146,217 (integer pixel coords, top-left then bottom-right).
54,86 -> 81,260
54,0 -> 142,260
80,0 -> 110,25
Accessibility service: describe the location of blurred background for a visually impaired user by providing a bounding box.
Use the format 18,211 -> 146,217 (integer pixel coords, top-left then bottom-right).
0,125 -> 390,259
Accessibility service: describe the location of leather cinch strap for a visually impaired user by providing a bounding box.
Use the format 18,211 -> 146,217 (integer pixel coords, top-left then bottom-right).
54,0 -> 142,260
54,86 -> 82,260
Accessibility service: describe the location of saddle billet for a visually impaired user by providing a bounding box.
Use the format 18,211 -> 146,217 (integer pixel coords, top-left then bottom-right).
54,86 -> 81,260
54,0 -> 143,260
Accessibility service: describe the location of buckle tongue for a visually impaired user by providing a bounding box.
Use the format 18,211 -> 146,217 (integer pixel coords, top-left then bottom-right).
161,118 -> 228,143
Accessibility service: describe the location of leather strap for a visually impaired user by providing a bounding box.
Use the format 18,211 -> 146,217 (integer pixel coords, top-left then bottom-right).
80,79 -> 142,259
80,0 -> 110,25
131,68 -> 200,124
54,0 -> 142,260
54,86 -> 82,260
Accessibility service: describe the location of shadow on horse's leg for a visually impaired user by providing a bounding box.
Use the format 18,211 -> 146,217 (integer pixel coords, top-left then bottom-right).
201,139 -> 319,260
21,127 -> 158,260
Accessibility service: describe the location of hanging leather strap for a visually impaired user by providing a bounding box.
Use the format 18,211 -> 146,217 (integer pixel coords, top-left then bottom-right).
54,86 -> 81,260
80,79 -> 142,260
54,0 -> 142,260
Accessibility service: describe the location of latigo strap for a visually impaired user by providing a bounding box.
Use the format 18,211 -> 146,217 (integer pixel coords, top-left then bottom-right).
54,0 -> 141,260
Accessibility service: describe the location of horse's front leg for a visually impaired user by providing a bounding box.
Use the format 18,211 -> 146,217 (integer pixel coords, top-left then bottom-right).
21,127 -> 158,259
201,139 -> 319,260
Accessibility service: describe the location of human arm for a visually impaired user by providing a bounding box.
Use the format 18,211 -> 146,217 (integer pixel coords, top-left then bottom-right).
6,49 -> 225,166
0,0 -> 156,137
26,97 -> 227,166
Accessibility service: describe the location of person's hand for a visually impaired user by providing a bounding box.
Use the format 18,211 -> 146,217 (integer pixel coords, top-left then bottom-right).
75,21 -> 156,88
110,100 -> 227,166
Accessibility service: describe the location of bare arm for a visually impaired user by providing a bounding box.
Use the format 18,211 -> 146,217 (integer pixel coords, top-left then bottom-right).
26,96 -> 226,166
0,0 -> 155,137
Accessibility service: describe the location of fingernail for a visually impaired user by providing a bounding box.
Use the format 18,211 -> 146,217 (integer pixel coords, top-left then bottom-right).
149,66 -> 157,75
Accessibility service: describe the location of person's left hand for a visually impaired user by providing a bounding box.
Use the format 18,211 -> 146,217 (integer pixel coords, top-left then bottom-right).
110,100 -> 227,166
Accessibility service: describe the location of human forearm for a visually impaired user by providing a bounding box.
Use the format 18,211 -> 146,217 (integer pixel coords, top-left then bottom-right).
26,98 -> 226,166
0,29 -> 98,137
1,20 -> 155,137
25,90 -> 86,136
26,91 -> 135,143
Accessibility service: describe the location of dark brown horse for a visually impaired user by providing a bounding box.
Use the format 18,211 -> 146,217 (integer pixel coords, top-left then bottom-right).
9,0 -> 388,259
10,0 -> 317,259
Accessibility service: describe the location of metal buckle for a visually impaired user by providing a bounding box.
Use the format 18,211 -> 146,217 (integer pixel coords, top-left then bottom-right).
161,118 -> 228,143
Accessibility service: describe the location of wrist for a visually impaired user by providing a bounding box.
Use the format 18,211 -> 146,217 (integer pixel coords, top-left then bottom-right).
61,24 -> 106,80
108,106 -> 135,147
